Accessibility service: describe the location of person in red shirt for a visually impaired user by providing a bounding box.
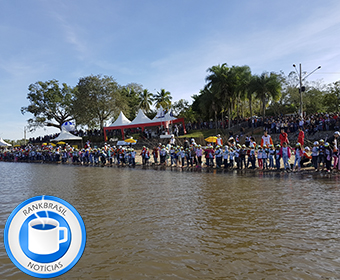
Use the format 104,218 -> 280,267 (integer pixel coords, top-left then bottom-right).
301,146 -> 312,168
279,128 -> 289,146
140,146 -> 147,165
298,127 -> 305,147
152,147 -> 159,164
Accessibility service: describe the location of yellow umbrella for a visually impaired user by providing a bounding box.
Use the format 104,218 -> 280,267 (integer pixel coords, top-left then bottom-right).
57,141 -> 66,145
42,143 -> 48,146
14,145 -> 21,147
49,143 -> 56,147
205,136 -> 218,143
124,138 -> 136,143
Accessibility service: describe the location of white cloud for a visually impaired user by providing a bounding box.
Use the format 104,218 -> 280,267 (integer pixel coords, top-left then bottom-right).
49,10 -> 91,62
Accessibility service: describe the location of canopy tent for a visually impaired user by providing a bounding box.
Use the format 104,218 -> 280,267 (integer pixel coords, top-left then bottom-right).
51,130 -> 82,142
154,105 -> 165,119
157,111 -> 176,122
108,111 -> 131,126
0,138 -> 11,147
130,109 -> 152,125
103,111 -> 186,140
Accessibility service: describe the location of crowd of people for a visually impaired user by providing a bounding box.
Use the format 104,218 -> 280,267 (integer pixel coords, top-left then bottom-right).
27,112 -> 340,146
250,113 -> 340,136
2,129 -> 340,173
145,131 -> 339,173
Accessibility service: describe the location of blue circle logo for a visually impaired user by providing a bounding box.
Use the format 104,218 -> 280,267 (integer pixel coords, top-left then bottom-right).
4,196 -> 86,278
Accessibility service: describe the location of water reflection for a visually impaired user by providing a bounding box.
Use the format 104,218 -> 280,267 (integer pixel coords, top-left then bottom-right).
1,162 -> 340,279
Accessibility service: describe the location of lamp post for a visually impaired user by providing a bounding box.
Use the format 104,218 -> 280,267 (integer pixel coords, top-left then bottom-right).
24,126 -> 27,146
293,63 -> 321,117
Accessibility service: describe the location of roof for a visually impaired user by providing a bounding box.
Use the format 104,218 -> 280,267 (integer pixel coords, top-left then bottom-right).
108,111 -> 131,127
130,109 -> 152,125
51,130 -> 82,142
156,111 -> 176,122
0,137 -> 11,146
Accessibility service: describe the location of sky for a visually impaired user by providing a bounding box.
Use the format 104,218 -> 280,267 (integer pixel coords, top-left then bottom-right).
1,0 -> 340,140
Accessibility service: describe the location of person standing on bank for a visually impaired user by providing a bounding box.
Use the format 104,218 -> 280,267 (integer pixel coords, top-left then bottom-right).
327,131 -> 340,170
216,134 -> 223,146
279,128 -> 289,147
261,130 -> 273,148
297,127 -> 305,147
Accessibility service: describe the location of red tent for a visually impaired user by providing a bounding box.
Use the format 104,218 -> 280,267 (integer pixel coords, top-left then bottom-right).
103,110 -> 186,140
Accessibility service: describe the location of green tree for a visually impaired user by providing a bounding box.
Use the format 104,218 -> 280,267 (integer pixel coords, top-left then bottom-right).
154,89 -> 172,110
122,83 -> 143,120
72,75 -> 124,130
172,99 -> 197,123
304,85 -> 325,114
139,89 -> 154,113
172,99 -> 189,116
192,88 -> 216,121
323,81 -> 340,112
232,65 -> 252,118
145,109 -> 157,120
21,80 -> 74,131
251,72 -> 282,117
205,63 -> 234,127
191,93 -> 207,120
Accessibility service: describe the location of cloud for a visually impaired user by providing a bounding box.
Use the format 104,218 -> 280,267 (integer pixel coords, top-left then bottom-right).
49,10 -> 91,62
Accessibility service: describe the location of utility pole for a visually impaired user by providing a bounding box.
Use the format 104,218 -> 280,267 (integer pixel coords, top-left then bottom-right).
293,63 -> 321,118
299,64 -> 303,117
24,126 -> 27,145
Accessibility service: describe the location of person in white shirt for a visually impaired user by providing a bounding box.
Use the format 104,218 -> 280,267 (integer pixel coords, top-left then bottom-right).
216,134 -> 223,146
261,130 -> 273,148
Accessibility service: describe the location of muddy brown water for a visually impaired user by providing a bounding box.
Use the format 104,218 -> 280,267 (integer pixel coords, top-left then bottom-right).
1,162 -> 340,279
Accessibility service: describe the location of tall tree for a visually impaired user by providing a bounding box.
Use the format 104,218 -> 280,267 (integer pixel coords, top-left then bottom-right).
205,63 -> 234,127
232,65 -> 252,118
21,80 -> 74,131
172,99 -> 197,122
154,89 -> 172,110
172,99 -> 190,116
192,88 -> 217,122
251,72 -> 282,117
323,81 -> 340,112
122,83 -> 142,120
72,75 -> 124,130
139,89 -> 154,113
268,71 -> 303,115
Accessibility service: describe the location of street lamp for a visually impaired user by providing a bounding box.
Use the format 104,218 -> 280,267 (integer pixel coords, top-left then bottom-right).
24,126 -> 27,145
293,63 -> 321,117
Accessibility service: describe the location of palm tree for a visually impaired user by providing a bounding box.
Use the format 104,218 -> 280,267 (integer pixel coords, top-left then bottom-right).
154,89 -> 172,110
231,65 -> 252,118
197,87 -> 216,120
139,89 -> 154,113
251,72 -> 282,117
205,63 -> 235,128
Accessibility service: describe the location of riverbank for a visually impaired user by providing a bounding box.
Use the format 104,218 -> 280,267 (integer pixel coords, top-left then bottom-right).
1,157 -> 338,177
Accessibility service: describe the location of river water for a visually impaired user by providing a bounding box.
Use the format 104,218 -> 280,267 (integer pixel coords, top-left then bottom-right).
1,162 -> 340,279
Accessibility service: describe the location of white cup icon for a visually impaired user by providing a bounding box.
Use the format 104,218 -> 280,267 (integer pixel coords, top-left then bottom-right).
28,218 -> 68,255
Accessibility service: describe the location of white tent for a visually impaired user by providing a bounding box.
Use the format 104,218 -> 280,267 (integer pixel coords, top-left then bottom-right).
161,111 -> 177,122
154,105 -> 165,119
130,109 -> 152,125
51,130 -> 82,142
108,111 -> 131,127
0,138 -> 11,147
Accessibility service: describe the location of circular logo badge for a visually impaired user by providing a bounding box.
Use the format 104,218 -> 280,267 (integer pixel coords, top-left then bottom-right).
4,195 -> 86,278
